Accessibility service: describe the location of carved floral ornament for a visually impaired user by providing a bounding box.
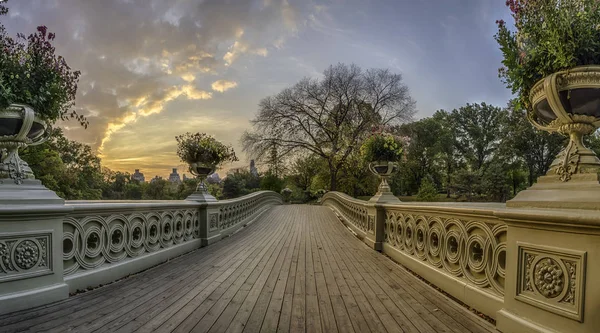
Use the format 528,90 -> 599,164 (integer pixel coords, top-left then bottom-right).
533,258 -> 564,298
0,234 -> 51,282
517,243 -> 586,322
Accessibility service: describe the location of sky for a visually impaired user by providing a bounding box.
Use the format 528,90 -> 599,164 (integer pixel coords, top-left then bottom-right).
2,0 -> 514,179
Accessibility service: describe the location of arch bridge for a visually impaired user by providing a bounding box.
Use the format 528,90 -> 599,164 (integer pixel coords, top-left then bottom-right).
0,190 -> 597,333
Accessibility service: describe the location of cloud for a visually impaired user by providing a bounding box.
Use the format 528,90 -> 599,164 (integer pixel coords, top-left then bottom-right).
211,80 -> 238,93
223,41 -> 269,66
2,0 -> 320,174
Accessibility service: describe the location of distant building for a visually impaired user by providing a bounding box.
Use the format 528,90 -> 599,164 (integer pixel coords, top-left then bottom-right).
228,160 -> 260,176
150,176 -> 163,183
132,169 -> 145,182
168,168 -> 181,183
250,160 -> 258,176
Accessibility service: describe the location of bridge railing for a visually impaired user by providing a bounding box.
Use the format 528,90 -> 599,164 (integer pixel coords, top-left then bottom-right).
321,191 -> 597,333
0,191 -> 282,314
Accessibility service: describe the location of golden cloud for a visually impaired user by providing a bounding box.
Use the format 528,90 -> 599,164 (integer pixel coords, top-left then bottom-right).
99,85 -> 212,154
211,80 -> 238,93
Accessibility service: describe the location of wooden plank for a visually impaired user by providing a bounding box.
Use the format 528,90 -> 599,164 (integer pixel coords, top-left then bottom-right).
311,209 -> 356,333
105,211 -> 290,333
162,210 -> 292,333
289,209 -> 306,333
225,207 -> 299,333
275,208 -> 302,333
308,213 -> 338,333
304,209 -> 322,333
258,214 -> 302,333
197,208 -> 297,333
312,208 -> 398,333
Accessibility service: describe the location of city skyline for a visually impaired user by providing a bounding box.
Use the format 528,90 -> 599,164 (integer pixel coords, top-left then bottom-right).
2,0 -> 514,178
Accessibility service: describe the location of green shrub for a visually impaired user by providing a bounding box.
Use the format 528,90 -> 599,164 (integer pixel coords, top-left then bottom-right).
416,178 -> 438,202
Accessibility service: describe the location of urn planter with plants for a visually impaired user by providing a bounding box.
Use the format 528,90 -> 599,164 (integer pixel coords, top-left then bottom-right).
176,132 -> 238,202
0,18 -> 85,202
496,0 -> 600,209
360,131 -> 403,203
281,187 -> 292,203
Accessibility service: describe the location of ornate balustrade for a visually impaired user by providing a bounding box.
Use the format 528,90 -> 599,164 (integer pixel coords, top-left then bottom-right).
54,192 -> 281,294
213,191 -> 283,237
322,193 -> 505,318
382,203 -> 507,318
322,192 -> 600,332
62,201 -> 202,291
321,192 -> 371,237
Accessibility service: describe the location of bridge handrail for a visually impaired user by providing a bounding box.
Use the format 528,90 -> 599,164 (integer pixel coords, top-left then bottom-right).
321,191 -> 506,319
321,191 -> 371,237
60,191 -> 282,292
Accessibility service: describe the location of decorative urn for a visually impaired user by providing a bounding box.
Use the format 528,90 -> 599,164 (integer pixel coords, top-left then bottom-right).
189,162 -> 216,199
0,103 -> 49,183
368,161 -> 400,203
509,66 -> 600,209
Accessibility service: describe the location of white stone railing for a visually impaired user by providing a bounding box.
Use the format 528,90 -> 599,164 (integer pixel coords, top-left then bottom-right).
213,191 -> 283,237
382,203 -> 506,318
60,192 -> 282,292
321,192 -> 506,319
321,192 -> 371,237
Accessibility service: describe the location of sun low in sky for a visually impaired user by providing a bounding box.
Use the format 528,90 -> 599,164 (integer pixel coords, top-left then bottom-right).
2,0 -> 513,179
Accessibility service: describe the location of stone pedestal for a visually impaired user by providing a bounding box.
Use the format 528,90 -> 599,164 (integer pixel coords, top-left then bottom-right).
496,208 -> 600,333
507,173 -> 600,210
186,191 -> 217,203
0,179 -> 72,315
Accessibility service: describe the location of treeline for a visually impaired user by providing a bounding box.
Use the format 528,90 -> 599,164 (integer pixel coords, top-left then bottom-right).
19,129 -> 312,201
24,103 -> 600,203
276,102 -> 600,202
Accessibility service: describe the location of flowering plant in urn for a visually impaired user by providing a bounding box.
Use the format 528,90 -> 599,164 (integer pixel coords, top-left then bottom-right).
496,0 -> 600,183
176,132 -> 238,196
496,0 -> 600,208
0,3 -> 85,183
360,129 -> 404,203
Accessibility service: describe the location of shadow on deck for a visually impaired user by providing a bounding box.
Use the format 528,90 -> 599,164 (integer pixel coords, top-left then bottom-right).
0,205 -> 495,333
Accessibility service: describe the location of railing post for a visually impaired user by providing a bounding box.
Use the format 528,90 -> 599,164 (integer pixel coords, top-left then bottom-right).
365,203 -> 386,251
0,181 -> 72,315
199,203 -> 222,246
495,209 -> 600,333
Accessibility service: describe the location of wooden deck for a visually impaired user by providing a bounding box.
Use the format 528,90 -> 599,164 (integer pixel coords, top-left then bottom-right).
0,205 -> 496,333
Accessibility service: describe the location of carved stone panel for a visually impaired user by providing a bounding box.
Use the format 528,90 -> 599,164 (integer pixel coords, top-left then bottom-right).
368,215 -> 375,233
516,242 -> 586,322
0,232 -> 52,282
209,213 -> 219,232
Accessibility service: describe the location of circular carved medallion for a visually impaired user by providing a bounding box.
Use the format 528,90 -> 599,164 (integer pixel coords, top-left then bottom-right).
534,258 -> 564,298
14,240 -> 40,270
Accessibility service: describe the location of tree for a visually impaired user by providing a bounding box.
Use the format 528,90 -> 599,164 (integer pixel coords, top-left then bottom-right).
416,177 -> 438,202
260,173 -> 285,193
21,128 -> 104,199
394,117 -> 443,194
289,154 -> 322,192
431,110 -> 460,197
243,63 -> 415,191
504,104 -> 564,185
452,103 -> 507,172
